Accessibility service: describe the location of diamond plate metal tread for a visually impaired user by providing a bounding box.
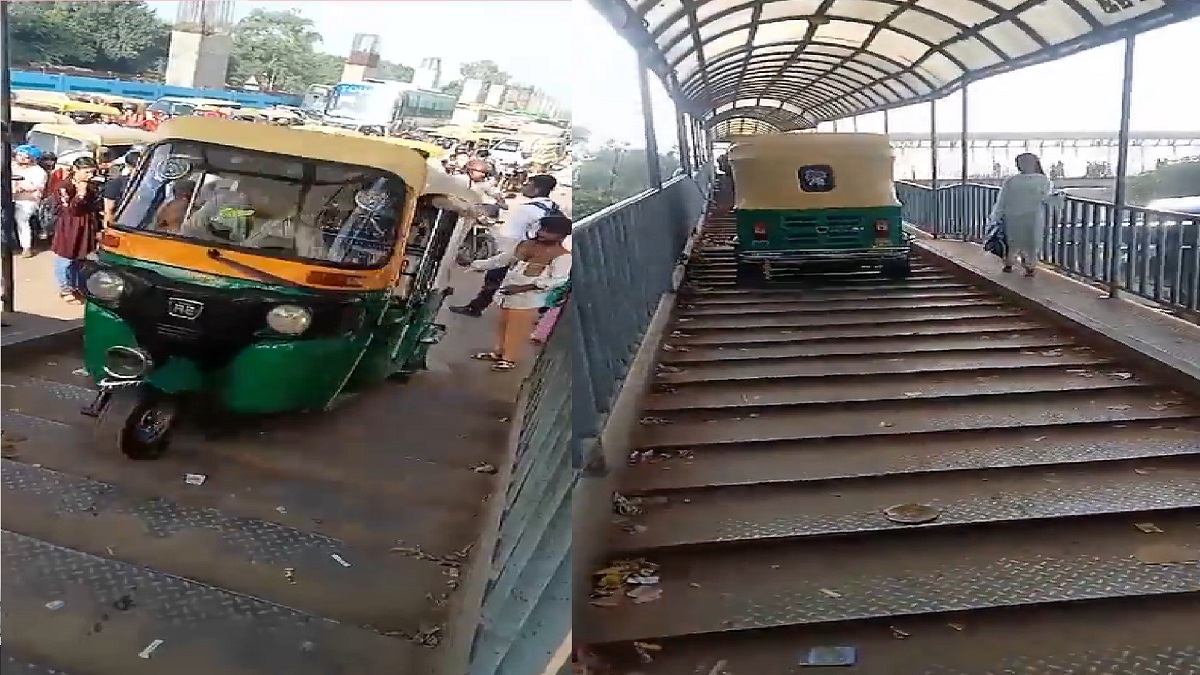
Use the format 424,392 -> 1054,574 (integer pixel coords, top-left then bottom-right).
645,365 -> 1141,412
613,599 -> 1200,675
685,280 -> 973,297
0,655 -> 76,675
655,348 -> 1110,385
1,531 -> 416,674
669,319 -> 1048,347
624,421 -> 1200,493
616,471 -> 1200,550
2,375 -> 94,426
922,645 -> 1200,675
676,306 -> 1019,331
0,458 -> 449,631
660,330 -> 1078,364
677,296 -> 1003,317
684,287 -> 984,306
638,387 -> 1199,449
585,544 -> 1200,644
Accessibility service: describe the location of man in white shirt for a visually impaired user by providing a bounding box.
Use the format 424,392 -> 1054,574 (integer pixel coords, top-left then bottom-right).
11,145 -> 49,257
450,174 -> 560,317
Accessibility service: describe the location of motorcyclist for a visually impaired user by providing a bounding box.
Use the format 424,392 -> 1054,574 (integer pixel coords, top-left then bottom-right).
474,148 -> 498,178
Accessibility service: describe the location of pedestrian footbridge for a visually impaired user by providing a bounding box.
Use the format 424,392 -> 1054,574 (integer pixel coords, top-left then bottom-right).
568,0 -> 1200,672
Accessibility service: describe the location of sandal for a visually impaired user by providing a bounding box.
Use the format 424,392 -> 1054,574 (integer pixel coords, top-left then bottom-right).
491,360 -> 516,371
1001,265 -> 1013,273
1023,267 -> 1036,277
471,351 -> 502,361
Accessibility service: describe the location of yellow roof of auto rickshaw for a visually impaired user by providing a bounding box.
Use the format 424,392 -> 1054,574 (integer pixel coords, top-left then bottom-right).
728,133 -> 899,210
377,137 -> 447,159
14,91 -> 122,117
13,106 -> 76,125
292,124 -> 364,137
29,123 -> 156,147
155,117 -> 427,188
728,132 -> 894,159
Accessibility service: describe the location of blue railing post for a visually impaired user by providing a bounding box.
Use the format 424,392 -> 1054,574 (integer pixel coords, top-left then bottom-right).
1107,34 -> 1137,300
929,99 -> 940,238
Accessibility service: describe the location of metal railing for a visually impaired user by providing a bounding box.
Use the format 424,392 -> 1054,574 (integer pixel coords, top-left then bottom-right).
571,173 -> 709,461
467,319 -> 572,675
897,181 -> 1200,314
465,164 -> 711,674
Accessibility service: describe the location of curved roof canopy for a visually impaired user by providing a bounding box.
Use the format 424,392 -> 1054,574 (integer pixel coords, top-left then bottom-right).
592,0 -> 1200,131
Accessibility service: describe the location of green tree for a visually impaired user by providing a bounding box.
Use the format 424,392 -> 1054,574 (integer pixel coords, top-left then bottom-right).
378,60 -> 415,83
7,1 -> 168,75
308,53 -> 346,87
573,144 -> 682,219
227,9 -> 331,91
1128,159 -> 1200,206
440,80 -> 464,97
459,59 -> 509,85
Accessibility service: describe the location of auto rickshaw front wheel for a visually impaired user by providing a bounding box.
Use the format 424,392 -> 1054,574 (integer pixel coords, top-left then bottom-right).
94,386 -> 178,460
881,258 -> 912,280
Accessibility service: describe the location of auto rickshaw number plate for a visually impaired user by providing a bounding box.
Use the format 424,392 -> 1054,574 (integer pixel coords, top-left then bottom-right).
167,297 -> 204,320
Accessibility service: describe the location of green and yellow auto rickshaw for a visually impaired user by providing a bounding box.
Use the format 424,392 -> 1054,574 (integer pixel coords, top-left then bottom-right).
729,133 -> 911,285
78,116 -> 477,459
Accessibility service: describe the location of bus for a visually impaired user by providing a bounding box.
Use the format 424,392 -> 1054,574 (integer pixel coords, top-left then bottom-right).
301,85 -> 331,117
323,80 -> 457,133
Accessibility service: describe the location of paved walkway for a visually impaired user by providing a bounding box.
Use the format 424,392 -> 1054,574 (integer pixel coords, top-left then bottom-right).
914,234 -> 1200,384
10,251 -> 86,321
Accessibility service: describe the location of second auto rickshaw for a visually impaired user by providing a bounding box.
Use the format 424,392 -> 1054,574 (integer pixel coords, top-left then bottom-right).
728,133 -> 911,285
26,123 -> 155,168
78,117 -> 477,458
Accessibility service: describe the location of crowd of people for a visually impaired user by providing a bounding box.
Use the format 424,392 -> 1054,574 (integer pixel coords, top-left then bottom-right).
10,143 -> 129,305
447,148 -> 573,372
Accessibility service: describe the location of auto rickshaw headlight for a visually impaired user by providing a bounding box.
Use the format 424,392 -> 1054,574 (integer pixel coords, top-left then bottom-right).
266,304 -> 313,335
85,270 -> 126,302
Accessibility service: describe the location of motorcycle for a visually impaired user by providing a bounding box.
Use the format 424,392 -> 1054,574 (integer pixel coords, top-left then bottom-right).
456,212 -> 499,266
498,162 -> 528,194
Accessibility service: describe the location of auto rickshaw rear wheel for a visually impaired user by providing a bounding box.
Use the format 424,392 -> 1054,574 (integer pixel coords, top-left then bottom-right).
94,386 -> 178,460
881,258 -> 912,280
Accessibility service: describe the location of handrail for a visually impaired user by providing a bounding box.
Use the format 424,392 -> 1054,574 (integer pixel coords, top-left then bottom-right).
895,181 -> 1200,316
467,319 -> 572,675
571,169 -> 710,462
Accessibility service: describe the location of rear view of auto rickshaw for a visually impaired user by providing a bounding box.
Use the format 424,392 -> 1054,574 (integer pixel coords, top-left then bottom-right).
728,133 -> 911,285
78,117 -> 476,459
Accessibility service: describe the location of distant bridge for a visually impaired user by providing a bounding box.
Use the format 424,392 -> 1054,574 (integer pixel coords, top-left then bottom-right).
888,131 -> 1200,180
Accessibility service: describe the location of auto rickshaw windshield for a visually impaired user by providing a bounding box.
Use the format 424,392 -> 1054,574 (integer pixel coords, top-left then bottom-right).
115,141 -> 409,269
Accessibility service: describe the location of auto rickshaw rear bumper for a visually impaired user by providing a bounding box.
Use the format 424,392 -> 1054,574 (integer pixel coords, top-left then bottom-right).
737,246 -> 910,264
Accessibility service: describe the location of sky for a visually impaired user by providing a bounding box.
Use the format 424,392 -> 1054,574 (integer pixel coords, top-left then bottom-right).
573,6 -> 1200,147
150,1 -> 572,102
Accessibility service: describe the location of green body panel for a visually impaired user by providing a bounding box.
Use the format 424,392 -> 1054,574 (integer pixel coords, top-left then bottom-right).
735,206 -> 904,253
83,254 -> 444,414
